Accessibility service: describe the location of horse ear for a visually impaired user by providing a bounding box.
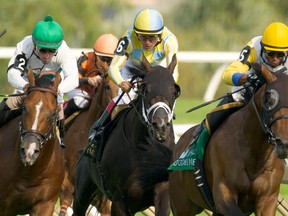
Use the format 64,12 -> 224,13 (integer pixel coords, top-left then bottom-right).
261,64 -> 277,83
27,68 -> 35,86
168,54 -> 177,74
141,53 -> 153,73
53,72 -> 61,91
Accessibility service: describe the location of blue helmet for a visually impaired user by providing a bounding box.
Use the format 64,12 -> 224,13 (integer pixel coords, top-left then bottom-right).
133,9 -> 164,35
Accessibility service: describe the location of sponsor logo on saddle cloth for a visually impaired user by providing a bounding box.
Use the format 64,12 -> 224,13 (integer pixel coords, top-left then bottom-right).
168,128 -> 210,171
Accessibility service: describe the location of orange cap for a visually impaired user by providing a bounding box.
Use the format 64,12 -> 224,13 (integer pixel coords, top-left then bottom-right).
93,34 -> 119,57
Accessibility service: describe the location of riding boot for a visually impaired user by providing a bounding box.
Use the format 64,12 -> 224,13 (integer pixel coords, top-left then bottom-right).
64,99 -> 81,119
88,100 -> 116,142
0,99 -> 21,127
88,109 -> 111,144
58,119 -> 65,149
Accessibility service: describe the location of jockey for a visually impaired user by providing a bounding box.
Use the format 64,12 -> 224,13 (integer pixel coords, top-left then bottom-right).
0,15 -> 79,148
193,22 -> 288,140
88,8 -> 179,143
64,33 -> 119,118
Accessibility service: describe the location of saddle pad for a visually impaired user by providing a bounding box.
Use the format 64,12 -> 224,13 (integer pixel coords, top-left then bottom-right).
168,128 -> 209,171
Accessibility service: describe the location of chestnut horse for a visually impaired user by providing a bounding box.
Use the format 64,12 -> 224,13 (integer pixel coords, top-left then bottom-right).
169,64 -> 288,215
59,72 -> 118,215
72,55 -> 180,216
0,69 -> 64,215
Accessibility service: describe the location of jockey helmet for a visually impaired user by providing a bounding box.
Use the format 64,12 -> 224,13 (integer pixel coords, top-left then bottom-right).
261,22 -> 288,52
32,15 -> 63,49
94,34 -> 118,57
133,9 -> 164,35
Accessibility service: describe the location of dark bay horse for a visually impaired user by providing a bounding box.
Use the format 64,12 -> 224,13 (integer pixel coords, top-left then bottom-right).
59,72 -> 118,216
169,64 -> 288,215
0,69 -> 64,215
73,54 -> 180,216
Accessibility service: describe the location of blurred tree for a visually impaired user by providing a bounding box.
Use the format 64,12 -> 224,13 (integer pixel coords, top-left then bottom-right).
0,0 -> 287,99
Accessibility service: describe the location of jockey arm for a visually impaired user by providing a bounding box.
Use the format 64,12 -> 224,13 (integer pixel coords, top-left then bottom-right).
222,43 -> 258,86
163,31 -> 179,83
57,42 -> 79,94
7,37 -> 31,91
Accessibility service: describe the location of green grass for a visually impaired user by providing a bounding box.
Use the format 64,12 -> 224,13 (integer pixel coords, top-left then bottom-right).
174,97 -> 218,124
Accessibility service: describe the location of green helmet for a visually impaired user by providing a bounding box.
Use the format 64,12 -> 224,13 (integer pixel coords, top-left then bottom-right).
32,15 -> 63,49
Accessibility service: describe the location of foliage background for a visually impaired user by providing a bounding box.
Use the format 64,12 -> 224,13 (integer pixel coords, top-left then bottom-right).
0,0 -> 288,99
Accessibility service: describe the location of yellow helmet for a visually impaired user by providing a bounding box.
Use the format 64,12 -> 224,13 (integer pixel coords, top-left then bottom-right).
93,34 -> 118,57
133,9 -> 164,35
261,22 -> 288,51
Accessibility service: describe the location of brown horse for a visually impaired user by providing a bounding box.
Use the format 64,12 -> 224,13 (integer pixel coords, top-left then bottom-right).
72,55 -> 180,216
169,64 -> 288,215
0,69 -> 64,215
59,72 -> 118,216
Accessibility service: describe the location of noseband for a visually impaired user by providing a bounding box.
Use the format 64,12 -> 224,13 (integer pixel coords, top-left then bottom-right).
19,86 -> 58,149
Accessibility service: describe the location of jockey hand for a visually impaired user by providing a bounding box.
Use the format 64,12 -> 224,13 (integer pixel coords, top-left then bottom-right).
247,73 -> 259,87
88,75 -> 102,87
238,74 -> 248,86
119,81 -> 133,93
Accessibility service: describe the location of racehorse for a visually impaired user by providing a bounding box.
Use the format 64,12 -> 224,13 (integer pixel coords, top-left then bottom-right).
0,69 -> 64,216
169,63 -> 288,215
59,72 -> 118,216
72,54 -> 180,216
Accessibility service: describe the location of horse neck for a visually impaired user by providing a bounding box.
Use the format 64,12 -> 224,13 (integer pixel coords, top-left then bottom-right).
241,93 -> 274,158
87,82 -> 108,124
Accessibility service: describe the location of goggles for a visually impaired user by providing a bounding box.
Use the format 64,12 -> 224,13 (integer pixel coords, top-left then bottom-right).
138,34 -> 158,42
36,46 -> 58,54
98,55 -> 113,63
264,50 -> 287,58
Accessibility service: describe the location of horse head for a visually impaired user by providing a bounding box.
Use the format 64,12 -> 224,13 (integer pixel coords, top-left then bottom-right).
252,63 -> 288,159
20,69 -> 60,166
139,54 -> 181,142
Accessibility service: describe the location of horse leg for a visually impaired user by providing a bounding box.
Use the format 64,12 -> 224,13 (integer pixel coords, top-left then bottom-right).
255,194 -> 278,215
213,184 -> 244,216
169,172 -> 203,216
110,193 -> 131,216
154,182 -> 170,216
59,170 -> 74,216
29,199 -> 57,216
73,157 -> 97,216
99,198 -> 111,216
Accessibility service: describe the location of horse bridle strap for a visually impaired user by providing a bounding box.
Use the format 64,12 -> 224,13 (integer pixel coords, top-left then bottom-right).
252,92 -> 276,143
252,91 -> 288,144
142,101 -> 173,124
27,87 -> 58,98
19,110 -> 58,148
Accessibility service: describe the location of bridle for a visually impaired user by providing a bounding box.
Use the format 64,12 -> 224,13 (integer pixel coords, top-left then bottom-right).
19,86 -> 58,149
252,76 -> 288,145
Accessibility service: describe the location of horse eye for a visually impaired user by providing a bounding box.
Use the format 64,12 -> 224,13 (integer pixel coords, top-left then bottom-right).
262,89 -> 279,111
174,84 -> 181,99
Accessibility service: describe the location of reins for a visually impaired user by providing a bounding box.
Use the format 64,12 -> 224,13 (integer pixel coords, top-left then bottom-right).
0,92 -> 26,97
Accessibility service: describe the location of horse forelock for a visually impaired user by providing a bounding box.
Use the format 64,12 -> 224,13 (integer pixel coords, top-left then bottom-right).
35,76 -> 54,88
